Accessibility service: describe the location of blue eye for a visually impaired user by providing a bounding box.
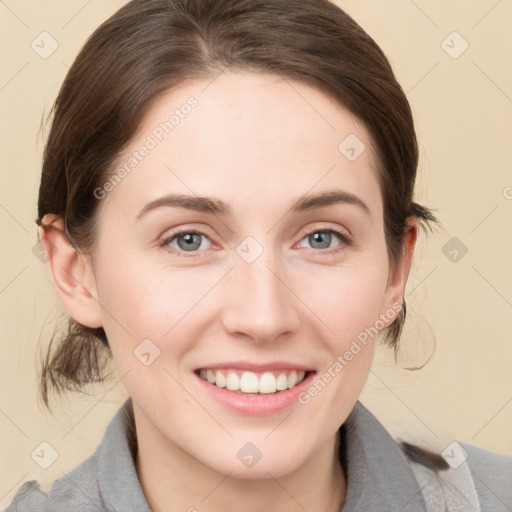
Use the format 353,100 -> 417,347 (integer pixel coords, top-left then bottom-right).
160,227 -> 351,258
161,231 -> 212,256
298,229 -> 351,253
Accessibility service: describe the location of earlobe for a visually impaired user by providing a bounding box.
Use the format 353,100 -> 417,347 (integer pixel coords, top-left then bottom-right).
38,214 -> 103,328
380,218 -> 419,328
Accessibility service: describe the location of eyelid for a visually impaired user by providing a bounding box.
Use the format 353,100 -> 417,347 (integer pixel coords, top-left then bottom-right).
294,224 -> 352,255
160,222 -> 352,258
298,223 -> 352,242
159,227 -> 216,258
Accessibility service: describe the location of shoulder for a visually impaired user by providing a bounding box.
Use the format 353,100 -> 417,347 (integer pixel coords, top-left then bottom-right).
460,441 -> 512,511
399,439 -> 512,512
3,452 -> 106,512
3,399 -> 137,512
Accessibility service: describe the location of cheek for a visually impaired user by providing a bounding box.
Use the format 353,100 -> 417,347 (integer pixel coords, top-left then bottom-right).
291,259 -> 389,397
294,261 -> 389,340
289,265 -> 388,436
93,255 -> 222,352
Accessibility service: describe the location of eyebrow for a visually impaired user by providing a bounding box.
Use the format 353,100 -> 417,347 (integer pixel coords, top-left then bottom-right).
135,190 -> 371,220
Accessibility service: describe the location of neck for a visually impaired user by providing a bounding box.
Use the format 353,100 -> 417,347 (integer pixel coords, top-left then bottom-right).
134,409 -> 346,512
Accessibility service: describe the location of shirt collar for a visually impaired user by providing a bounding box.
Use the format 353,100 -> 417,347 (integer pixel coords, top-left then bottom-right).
97,397 -> 152,512
339,401 -> 427,511
96,398 -> 427,512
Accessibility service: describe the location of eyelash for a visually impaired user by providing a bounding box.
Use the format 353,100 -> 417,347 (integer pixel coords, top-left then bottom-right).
159,227 -> 352,258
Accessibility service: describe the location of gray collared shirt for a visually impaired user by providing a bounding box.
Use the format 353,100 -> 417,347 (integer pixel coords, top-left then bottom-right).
4,399 -> 511,511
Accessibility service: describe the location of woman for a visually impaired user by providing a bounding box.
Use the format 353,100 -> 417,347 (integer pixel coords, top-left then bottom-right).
5,0 -> 511,511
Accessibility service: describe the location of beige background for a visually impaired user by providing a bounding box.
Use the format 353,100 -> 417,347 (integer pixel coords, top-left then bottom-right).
1,0 -> 511,507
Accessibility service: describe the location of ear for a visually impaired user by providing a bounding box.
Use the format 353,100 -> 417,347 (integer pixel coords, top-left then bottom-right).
379,218 -> 418,327
38,214 -> 103,328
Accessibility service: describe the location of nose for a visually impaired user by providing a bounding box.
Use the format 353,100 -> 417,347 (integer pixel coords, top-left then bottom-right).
221,249 -> 300,344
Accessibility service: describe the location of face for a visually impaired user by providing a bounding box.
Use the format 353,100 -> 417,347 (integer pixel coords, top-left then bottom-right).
79,71 -> 409,478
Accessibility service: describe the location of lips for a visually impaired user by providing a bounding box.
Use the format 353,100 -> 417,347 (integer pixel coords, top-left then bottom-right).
194,362 -> 316,415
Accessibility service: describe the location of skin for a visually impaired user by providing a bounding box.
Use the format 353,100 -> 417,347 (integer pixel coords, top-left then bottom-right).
41,71 -> 417,512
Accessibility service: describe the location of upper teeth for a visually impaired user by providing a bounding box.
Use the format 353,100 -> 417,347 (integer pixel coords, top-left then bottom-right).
198,369 -> 306,394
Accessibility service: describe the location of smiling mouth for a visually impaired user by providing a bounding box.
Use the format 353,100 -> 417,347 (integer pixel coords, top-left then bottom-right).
196,369 -> 310,394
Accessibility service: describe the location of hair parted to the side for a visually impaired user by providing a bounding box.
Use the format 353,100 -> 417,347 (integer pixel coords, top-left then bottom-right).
37,0 -> 438,409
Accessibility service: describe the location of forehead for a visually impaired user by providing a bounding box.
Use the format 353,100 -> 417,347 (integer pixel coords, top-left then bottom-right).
101,71 -> 382,221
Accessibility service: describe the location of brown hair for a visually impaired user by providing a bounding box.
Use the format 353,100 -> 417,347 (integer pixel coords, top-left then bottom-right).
37,0 -> 437,408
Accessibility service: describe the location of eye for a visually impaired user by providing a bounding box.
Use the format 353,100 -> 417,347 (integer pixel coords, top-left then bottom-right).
296,228 -> 351,254
160,226 -> 351,258
160,230 -> 212,257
